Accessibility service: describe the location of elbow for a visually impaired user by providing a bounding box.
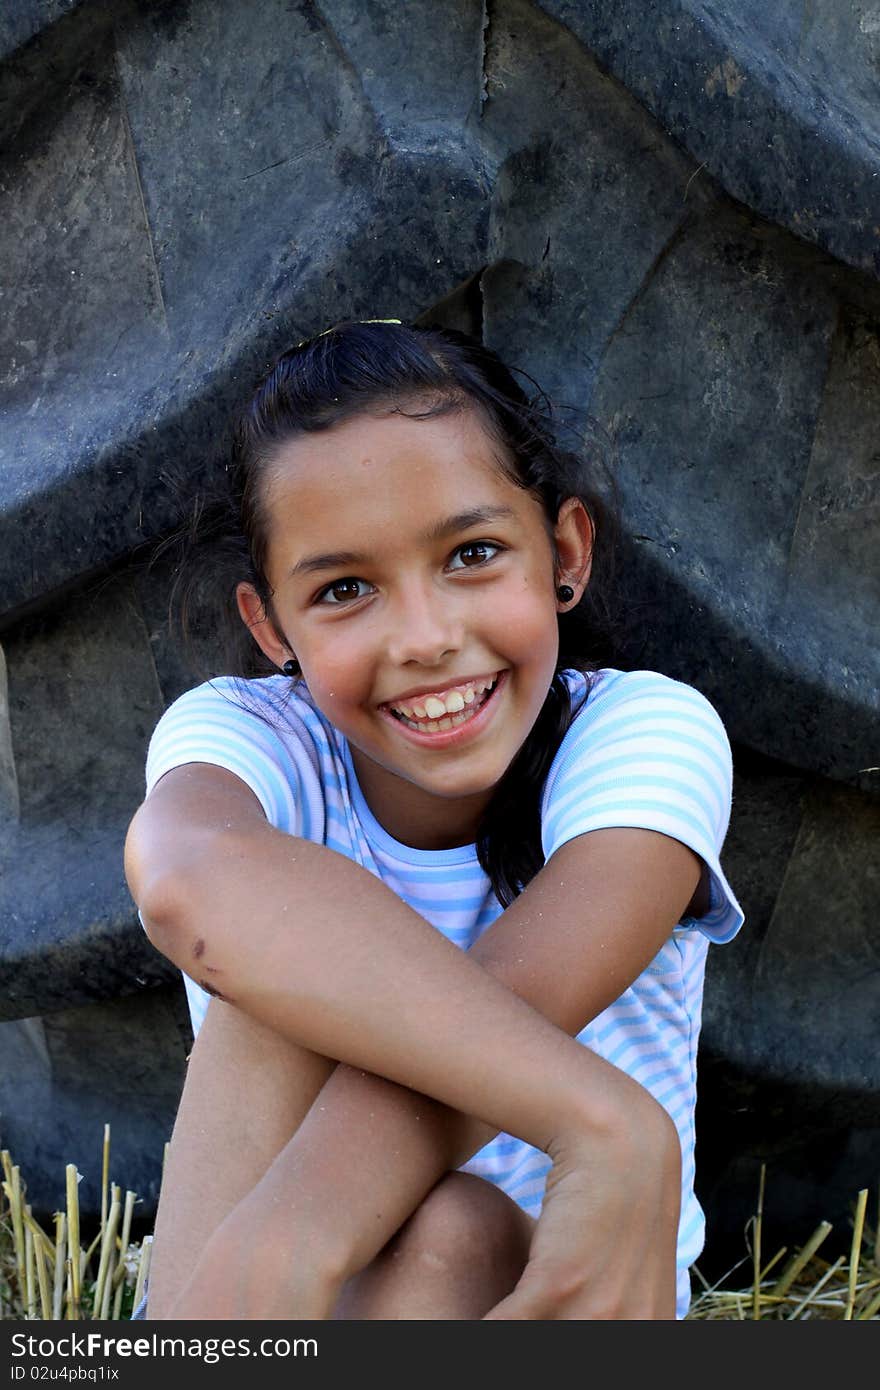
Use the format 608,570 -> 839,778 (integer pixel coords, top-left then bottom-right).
137,870 -> 192,960
134,858 -> 239,1005
124,812 -> 201,967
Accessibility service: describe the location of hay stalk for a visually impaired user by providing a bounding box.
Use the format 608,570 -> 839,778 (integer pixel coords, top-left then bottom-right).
92,1191 -> 121,1320
101,1126 -> 110,1233
772,1219 -> 832,1297
31,1216 -> 53,1320
52,1213 -> 66,1320
112,1190 -> 138,1320
65,1165 -> 82,1316
2,1154 -> 26,1301
844,1188 -> 868,1320
24,1224 -> 36,1319
751,1161 -> 765,1320
132,1235 -> 152,1314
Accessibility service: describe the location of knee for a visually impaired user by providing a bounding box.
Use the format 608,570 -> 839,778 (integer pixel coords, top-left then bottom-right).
333,1174 -> 533,1318
390,1172 -> 531,1278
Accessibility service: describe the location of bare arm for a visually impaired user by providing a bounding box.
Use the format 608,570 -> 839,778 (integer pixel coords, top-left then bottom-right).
229,814 -> 701,1254
126,762 -> 696,1315
128,762 -> 682,1147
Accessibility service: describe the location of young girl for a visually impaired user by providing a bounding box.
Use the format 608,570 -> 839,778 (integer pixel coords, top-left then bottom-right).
124,320 -> 743,1321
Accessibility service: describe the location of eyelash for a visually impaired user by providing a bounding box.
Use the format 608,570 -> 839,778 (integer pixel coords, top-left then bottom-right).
315,541 -> 503,606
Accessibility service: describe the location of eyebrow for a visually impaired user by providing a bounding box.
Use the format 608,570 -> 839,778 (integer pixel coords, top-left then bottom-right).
289,506 -> 518,578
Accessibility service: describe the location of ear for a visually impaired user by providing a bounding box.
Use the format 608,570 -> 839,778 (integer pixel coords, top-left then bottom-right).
553,497 -> 594,604
235,582 -> 293,670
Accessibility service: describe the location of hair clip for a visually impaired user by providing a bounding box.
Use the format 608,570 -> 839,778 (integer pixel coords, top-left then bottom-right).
295,318 -> 402,349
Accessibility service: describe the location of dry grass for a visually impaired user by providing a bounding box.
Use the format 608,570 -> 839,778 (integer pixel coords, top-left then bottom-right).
687,1167 -> 880,1320
1,1127 -> 156,1321
1,1133 -> 877,1320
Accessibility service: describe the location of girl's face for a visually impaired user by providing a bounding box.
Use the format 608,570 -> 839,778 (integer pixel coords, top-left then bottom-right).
238,405 -> 592,849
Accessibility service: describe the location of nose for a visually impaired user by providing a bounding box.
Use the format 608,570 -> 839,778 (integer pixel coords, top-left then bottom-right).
385,580 -> 463,667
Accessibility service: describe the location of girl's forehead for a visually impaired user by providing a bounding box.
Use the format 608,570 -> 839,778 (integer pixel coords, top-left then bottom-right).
260,409 -> 550,568
264,408 -> 521,508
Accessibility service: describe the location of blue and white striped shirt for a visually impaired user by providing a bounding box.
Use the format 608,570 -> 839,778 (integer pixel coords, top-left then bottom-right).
145,667 -> 743,1317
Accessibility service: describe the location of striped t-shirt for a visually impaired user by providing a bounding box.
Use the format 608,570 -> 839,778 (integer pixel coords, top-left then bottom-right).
144,666 -> 743,1317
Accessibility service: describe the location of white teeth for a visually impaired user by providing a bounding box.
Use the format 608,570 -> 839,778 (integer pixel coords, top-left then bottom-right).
397,703 -> 486,733
389,675 -> 499,725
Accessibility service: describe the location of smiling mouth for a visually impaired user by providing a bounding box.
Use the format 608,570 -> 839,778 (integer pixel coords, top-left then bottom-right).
386,675 -> 501,733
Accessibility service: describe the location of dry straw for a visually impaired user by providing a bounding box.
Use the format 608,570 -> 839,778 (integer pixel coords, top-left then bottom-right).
1,1131 -> 878,1320
1,1130 -> 147,1321
687,1167 -> 880,1320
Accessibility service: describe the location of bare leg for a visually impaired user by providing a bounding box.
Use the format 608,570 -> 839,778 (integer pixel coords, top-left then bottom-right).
332,1173 -> 534,1320
146,998 -> 335,1319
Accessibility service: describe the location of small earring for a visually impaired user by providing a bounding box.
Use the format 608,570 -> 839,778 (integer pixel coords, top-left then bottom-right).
281,658 -> 299,677
556,584 -> 575,604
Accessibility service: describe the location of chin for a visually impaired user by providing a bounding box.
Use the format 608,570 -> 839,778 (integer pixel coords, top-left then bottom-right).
416,765 -> 506,801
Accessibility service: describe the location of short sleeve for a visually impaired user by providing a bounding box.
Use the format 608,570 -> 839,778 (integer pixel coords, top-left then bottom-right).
143,676 -> 330,1039
541,670 -> 744,943
144,677 -> 324,840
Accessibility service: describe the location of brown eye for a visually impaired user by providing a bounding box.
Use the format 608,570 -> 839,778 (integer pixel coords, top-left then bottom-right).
318,578 -> 371,604
452,541 -> 499,568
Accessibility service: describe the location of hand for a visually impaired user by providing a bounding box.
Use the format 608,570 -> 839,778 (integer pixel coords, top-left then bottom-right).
484,1091 -> 681,1320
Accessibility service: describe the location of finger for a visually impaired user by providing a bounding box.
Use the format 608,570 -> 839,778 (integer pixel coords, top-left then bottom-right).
483,1276 -> 558,1321
482,1295 -> 536,1320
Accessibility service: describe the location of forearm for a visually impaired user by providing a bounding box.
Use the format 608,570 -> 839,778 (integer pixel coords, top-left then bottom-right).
240,1063 -> 489,1282
245,896 -> 598,1281
133,812 -> 656,1161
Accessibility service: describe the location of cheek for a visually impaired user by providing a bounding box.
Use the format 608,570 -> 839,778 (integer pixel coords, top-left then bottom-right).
491,580 -> 559,653
297,636 -> 374,710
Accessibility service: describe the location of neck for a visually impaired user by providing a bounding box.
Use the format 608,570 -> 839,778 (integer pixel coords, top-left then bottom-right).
348,748 -> 491,851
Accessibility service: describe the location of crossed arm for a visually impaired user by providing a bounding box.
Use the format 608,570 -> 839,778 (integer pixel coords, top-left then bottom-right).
124,761 -> 705,1319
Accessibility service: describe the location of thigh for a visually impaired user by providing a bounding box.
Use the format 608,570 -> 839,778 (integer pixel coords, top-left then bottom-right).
146,996 -> 335,1318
